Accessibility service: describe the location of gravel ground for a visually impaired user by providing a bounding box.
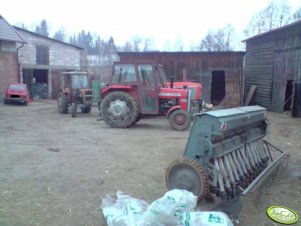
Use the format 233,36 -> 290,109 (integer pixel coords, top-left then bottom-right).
0,100 -> 300,226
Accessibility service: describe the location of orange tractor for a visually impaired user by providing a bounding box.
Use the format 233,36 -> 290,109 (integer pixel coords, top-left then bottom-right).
99,61 -> 208,130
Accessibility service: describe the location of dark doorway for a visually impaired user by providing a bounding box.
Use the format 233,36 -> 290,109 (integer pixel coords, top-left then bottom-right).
284,80 -> 293,111
23,69 -> 33,98
33,69 -> 48,83
33,69 -> 48,99
211,70 -> 225,105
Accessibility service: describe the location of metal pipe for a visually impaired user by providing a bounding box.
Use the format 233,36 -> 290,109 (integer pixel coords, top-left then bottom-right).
231,152 -> 244,177
219,158 -> 231,189
224,155 -> 235,184
239,148 -> 251,172
236,149 -> 248,175
246,143 -> 256,168
215,159 -> 225,193
227,154 -> 240,181
17,42 -> 25,83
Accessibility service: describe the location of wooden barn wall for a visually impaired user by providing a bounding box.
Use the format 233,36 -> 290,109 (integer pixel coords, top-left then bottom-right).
245,22 -> 301,112
118,52 -> 244,107
244,37 -> 275,108
225,69 -> 242,107
118,52 -> 244,80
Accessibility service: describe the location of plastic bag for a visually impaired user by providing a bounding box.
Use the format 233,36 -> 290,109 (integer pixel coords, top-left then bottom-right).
101,191 -> 149,226
101,189 -> 233,226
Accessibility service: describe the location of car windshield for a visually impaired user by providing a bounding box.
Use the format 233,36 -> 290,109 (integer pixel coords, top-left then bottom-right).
9,84 -> 26,91
72,74 -> 88,88
157,65 -> 168,87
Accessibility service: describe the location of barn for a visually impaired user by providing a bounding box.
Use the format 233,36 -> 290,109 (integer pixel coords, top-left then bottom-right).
244,20 -> 301,117
118,51 -> 245,108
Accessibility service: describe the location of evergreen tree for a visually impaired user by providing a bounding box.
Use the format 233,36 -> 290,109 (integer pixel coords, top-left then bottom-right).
35,19 -> 49,37
53,27 -> 65,41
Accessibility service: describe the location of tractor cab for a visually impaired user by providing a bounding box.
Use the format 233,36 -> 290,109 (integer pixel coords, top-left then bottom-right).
108,62 -> 166,114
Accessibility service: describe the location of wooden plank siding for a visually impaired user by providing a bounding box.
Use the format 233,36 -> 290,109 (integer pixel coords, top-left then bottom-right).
118,52 -> 245,108
244,20 -> 301,113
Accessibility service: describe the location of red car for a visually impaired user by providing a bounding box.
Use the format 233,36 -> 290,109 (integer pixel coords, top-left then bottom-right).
4,83 -> 32,106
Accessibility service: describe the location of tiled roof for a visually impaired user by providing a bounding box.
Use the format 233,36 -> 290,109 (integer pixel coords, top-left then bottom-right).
14,27 -> 83,50
0,15 -> 26,43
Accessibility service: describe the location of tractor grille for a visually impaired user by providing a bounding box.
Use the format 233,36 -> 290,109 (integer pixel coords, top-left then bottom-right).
83,90 -> 93,104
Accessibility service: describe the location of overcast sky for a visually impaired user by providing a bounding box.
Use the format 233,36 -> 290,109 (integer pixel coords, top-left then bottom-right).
2,0 -> 300,50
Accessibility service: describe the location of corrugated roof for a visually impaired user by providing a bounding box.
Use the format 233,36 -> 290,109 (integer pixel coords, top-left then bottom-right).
0,15 -> 26,43
243,19 -> 301,42
14,26 -> 84,50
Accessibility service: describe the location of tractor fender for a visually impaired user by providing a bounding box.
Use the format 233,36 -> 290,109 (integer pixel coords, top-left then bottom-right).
100,85 -> 133,95
167,105 -> 181,118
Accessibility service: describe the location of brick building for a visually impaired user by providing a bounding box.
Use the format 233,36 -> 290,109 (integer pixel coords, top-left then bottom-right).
12,27 -> 86,99
0,15 -> 26,96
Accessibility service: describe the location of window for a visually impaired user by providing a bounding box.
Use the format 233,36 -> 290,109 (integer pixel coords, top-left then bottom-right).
36,45 -> 49,65
8,84 -> 26,91
157,65 -> 167,87
112,64 -> 136,83
138,65 -> 155,88
72,75 -> 88,88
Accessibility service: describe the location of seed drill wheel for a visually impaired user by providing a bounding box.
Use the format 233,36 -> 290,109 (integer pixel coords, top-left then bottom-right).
81,105 -> 92,113
166,157 -> 209,199
57,92 -> 68,113
71,102 -> 77,117
101,91 -> 138,128
169,109 -> 191,131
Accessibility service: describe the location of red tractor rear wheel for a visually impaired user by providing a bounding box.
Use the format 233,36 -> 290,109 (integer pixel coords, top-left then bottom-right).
101,91 -> 138,128
169,109 -> 191,131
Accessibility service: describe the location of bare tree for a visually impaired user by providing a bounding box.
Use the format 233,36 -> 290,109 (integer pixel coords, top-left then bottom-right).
122,41 -> 134,52
293,6 -> 301,21
173,36 -> 184,51
143,38 -> 154,52
199,24 -> 234,51
133,36 -> 142,52
244,0 -> 292,37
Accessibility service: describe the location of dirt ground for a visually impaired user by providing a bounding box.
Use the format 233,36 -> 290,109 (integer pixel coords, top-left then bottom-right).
0,100 -> 300,226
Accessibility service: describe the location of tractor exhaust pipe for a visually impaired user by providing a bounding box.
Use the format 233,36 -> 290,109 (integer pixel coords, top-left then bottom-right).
170,76 -> 174,88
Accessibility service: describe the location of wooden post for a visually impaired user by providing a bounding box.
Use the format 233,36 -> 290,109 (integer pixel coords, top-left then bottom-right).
182,68 -> 187,81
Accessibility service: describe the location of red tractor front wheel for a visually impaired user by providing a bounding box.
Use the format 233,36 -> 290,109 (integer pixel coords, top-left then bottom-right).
169,109 -> 191,131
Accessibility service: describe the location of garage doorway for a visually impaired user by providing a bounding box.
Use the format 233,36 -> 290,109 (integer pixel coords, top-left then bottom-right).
284,80 -> 293,111
22,69 -> 48,99
211,70 -> 225,105
33,69 -> 48,99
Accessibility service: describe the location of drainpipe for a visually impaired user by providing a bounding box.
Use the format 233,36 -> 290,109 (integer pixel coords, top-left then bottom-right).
16,43 -> 24,83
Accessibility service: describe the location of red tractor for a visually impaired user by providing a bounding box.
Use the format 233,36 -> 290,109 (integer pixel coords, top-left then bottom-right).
99,61 -> 204,130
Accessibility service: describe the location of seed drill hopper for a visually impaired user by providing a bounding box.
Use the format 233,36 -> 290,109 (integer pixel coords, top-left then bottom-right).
166,106 -> 289,203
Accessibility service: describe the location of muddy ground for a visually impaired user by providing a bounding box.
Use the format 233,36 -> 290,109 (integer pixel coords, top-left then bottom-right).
0,100 -> 300,226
